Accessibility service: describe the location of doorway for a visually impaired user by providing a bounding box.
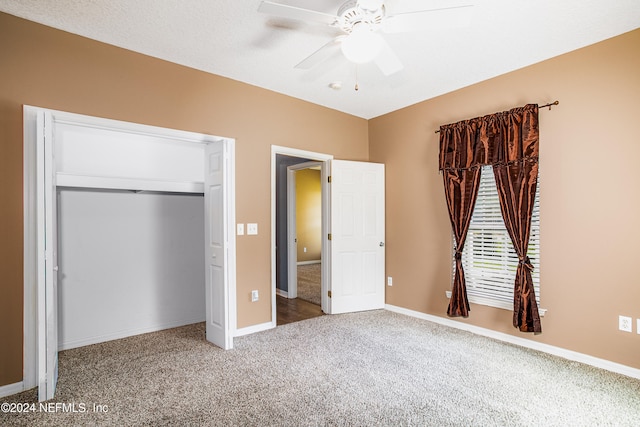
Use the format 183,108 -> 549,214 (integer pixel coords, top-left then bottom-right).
271,147 -> 332,326
287,163 -> 323,304
271,146 -> 387,327
277,162 -> 324,325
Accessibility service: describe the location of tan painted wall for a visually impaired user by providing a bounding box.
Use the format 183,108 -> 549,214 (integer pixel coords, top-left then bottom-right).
2,11 -> 638,389
296,169 -> 322,262
369,29 -> 640,369
0,13 -> 369,386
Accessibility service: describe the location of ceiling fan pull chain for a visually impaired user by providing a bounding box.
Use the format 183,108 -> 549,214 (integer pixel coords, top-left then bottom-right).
355,65 -> 358,91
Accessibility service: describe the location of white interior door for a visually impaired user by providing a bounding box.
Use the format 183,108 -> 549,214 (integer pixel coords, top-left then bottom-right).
329,160 -> 385,314
204,141 -> 232,349
37,111 -> 58,401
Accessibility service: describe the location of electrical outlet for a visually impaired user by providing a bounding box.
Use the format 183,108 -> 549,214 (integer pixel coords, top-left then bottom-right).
387,276 -> 393,286
619,315 -> 632,332
251,290 -> 259,302
247,223 -> 258,235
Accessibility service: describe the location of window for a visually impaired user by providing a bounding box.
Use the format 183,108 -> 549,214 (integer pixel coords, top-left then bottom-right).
455,165 -> 540,311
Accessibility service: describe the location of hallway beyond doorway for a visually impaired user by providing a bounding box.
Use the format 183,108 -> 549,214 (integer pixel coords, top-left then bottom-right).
276,296 -> 323,325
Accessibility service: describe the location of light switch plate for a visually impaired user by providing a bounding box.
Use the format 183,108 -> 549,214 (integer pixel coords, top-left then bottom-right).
247,223 -> 258,235
237,223 -> 244,235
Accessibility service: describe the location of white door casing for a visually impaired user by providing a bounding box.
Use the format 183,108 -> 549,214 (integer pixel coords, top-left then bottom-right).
36,110 -> 58,401
286,167 -> 298,300
204,141 -> 233,349
329,160 -> 385,314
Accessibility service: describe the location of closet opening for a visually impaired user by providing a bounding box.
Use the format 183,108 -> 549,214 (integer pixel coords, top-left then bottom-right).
24,106 -> 236,401
56,187 -> 206,351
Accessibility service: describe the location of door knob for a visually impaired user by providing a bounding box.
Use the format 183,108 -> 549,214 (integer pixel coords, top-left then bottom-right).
379,242 -> 385,247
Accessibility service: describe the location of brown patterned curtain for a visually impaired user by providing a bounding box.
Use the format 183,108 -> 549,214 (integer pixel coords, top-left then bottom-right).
439,104 -> 541,333
441,150 -> 482,318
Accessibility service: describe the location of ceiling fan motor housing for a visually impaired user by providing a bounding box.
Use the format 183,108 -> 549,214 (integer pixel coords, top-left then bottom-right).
337,0 -> 385,33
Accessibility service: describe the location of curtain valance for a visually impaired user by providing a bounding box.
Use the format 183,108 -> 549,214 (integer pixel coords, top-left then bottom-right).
439,104 -> 539,170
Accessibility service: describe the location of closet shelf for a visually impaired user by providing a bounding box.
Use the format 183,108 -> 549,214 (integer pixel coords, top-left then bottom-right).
56,173 -> 204,194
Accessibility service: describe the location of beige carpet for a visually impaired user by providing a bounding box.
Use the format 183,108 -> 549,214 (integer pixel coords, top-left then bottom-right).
2,310 -> 639,426
296,263 -> 321,305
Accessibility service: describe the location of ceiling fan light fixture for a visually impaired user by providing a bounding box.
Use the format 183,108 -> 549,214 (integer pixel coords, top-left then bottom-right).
340,24 -> 383,64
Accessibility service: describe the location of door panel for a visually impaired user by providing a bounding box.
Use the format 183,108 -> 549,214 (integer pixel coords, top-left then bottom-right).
330,160 -> 385,314
204,141 -> 232,349
37,111 -> 58,401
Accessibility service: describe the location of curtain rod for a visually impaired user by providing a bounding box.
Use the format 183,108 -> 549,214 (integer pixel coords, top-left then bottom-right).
434,101 -> 559,134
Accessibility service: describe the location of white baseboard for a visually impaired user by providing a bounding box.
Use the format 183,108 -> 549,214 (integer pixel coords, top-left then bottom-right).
234,321 -> 275,337
276,288 -> 289,298
58,316 -> 205,351
385,304 -> 640,380
0,381 -> 25,398
297,260 -> 321,265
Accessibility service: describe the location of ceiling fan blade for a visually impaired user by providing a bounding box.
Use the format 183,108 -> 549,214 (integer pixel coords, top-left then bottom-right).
258,1 -> 338,26
374,39 -> 403,76
382,5 -> 474,34
295,36 -> 345,69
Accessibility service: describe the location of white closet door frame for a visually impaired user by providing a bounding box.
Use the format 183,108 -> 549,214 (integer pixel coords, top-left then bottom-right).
22,105 -> 236,396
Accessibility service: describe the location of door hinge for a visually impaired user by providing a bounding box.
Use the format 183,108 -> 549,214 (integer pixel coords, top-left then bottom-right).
328,233 -> 332,240
328,290 -> 332,298
328,175 -> 332,183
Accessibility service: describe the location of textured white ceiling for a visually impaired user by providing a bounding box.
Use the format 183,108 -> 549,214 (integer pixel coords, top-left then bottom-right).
1,0 -> 639,119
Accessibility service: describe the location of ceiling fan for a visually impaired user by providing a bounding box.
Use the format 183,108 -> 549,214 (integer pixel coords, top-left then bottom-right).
258,0 -> 474,76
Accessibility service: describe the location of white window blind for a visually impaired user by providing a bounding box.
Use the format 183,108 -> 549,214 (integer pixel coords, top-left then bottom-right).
458,165 -> 540,310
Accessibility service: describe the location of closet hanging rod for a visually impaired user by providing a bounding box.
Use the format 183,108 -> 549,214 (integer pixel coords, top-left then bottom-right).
434,101 -> 559,134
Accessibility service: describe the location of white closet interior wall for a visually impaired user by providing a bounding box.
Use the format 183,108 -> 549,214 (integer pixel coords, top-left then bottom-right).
53,118 -> 208,350
57,189 -> 205,350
